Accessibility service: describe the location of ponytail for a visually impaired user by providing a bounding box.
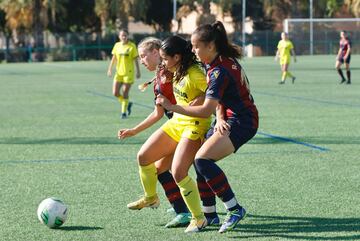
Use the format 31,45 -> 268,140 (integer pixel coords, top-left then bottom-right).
193,21 -> 242,59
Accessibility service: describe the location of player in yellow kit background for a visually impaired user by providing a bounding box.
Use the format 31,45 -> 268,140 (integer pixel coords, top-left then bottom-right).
107,29 -> 141,118
275,32 -> 297,84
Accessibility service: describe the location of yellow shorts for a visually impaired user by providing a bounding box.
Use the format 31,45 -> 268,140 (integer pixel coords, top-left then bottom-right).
280,57 -> 290,65
161,118 -> 210,143
114,74 -> 134,84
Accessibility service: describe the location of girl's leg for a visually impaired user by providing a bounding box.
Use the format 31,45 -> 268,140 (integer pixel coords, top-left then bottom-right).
345,63 -> 351,83
155,155 -> 191,228
113,80 -> 123,104
194,132 -> 245,233
127,129 -> 177,210
195,166 -> 219,225
121,83 -> 132,117
336,61 -> 346,83
171,137 -> 206,233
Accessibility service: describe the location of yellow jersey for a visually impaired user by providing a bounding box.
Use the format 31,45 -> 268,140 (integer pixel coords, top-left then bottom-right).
111,41 -> 138,77
277,39 -> 294,60
172,64 -> 212,126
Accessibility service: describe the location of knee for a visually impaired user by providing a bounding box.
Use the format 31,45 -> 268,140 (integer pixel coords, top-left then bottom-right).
171,168 -> 187,183
137,151 -> 149,166
113,91 -> 119,97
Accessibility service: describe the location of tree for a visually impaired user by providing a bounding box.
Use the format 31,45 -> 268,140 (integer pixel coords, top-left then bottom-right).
145,0 -> 172,32
345,0 -> 360,17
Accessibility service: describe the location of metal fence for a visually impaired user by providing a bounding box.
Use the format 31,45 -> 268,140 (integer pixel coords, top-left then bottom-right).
0,30 -> 358,62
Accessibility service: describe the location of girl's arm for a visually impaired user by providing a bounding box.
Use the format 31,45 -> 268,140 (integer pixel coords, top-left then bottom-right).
214,104 -> 230,135
291,49 -> 297,62
135,57 -> 141,79
118,105 -> 164,139
156,94 -> 218,118
107,55 -> 116,77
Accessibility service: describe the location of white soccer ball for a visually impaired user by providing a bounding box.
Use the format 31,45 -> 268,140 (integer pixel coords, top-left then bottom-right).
37,197 -> 68,228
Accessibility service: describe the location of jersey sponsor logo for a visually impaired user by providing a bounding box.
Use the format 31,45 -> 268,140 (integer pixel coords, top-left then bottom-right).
173,87 -> 188,99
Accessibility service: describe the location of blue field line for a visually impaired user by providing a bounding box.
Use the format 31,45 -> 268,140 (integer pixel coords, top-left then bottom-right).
87,90 -> 330,152
253,91 -> 360,109
86,90 -> 153,110
257,131 -> 330,152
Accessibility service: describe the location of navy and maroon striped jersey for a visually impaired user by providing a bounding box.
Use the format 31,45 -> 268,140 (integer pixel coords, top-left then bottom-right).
339,38 -> 351,58
205,55 -> 258,129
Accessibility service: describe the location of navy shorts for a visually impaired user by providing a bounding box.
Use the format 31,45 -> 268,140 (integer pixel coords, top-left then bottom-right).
205,118 -> 257,153
338,55 -> 351,64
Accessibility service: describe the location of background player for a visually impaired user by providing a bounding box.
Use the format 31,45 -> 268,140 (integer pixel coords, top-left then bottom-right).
275,32 -> 296,84
336,30 -> 352,84
107,29 -> 141,118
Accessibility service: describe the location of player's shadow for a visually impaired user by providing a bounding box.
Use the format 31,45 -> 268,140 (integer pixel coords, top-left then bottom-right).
57,226 -> 103,231
227,214 -> 360,240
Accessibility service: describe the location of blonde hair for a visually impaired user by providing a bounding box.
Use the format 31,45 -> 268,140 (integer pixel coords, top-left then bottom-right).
138,37 -> 162,51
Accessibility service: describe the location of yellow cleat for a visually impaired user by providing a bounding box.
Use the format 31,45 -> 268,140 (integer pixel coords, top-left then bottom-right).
127,195 -> 160,210
184,217 -> 207,233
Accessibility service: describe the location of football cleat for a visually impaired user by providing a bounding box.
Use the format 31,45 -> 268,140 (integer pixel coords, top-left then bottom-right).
165,213 -> 191,228
206,215 -> 220,226
127,195 -> 160,210
292,76 -> 296,84
219,207 -> 246,233
184,217 -> 207,233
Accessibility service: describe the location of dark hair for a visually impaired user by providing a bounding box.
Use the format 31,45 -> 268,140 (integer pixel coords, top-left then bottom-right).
119,29 -> 129,35
193,21 -> 242,59
160,35 -> 198,83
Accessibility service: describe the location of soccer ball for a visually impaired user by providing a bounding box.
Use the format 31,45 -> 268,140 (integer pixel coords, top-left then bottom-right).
37,197 -> 68,228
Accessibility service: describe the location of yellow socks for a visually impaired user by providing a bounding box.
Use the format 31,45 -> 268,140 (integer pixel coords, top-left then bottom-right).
286,71 -> 294,78
282,71 -> 294,81
139,164 -> 157,198
177,176 -> 204,219
122,98 -> 129,114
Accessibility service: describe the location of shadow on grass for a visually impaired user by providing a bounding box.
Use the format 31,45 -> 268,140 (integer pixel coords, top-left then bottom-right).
228,214 -> 360,240
57,226 -> 103,231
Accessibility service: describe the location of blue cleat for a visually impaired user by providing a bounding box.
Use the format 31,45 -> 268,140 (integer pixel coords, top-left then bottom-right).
206,215 -> 220,226
218,207 -> 246,233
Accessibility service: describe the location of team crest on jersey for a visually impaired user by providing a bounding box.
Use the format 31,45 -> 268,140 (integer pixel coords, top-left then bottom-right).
212,70 -> 220,79
232,64 -> 238,70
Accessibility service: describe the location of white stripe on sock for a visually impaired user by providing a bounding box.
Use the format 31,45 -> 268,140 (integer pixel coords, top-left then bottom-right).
223,197 -> 238,210
203,205 -> 216,213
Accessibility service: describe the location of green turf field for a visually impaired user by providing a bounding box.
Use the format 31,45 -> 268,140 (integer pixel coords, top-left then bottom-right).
1,55 -> 359,241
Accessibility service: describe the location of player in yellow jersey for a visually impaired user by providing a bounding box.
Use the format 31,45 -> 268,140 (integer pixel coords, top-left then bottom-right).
126,35 -> 211,233
107,29 -> 141,118
275,32 -> 297,84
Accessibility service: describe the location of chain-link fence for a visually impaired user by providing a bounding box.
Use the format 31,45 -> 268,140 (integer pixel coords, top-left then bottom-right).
0,30 -> 358,62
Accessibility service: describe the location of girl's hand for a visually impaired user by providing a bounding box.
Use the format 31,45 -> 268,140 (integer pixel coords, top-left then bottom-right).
107,69 -> 112,77
156,94 -> 172,110
214,119 -> 231,135
118,129 -> 136,139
